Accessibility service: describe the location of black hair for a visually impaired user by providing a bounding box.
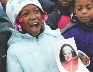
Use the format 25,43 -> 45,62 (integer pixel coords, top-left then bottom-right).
54,0 -> 58,8
71,0 -> 76,22
59,44 -> 77,63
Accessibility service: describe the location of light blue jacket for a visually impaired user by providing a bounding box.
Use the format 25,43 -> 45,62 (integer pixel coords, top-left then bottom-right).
7,24 -> 64,72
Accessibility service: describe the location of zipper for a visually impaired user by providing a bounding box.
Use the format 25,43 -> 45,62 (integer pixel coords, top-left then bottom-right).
37,38 -> 39,45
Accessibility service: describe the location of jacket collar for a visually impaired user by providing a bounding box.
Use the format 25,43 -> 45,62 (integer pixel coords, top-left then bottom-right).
76,19 -> 93,31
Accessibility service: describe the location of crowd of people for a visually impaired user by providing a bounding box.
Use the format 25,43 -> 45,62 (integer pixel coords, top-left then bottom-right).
0,0 -> 93,72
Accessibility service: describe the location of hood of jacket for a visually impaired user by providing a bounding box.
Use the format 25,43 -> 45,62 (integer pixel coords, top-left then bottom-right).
76,19 -> 93,31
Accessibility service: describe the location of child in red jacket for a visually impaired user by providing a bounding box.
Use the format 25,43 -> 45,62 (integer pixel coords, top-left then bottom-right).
46,0 -> 73,30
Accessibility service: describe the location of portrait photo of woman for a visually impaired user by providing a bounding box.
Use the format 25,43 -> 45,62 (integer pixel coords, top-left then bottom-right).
60,44 -> 78,72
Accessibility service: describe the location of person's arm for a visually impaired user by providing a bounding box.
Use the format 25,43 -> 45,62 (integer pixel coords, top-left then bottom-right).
7,47 -> 23,72
0,0 -> 8,6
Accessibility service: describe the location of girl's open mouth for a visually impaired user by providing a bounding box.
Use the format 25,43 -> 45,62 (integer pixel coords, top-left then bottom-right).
30,23 -> 38,30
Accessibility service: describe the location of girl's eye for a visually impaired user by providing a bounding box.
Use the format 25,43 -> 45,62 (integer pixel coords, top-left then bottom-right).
87,7 -> 91,10
77,8 -> 82,10
22,12 -> 29,17
34,10 -> 40,13
87,4 -> 93,10
76,6 -> 82,11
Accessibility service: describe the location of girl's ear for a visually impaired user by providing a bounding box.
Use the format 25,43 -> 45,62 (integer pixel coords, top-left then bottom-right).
74,10 -> 76,14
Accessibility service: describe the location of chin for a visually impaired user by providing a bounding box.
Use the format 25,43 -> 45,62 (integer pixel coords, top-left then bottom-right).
80,20 -> 89,23
33,31 -> 41,37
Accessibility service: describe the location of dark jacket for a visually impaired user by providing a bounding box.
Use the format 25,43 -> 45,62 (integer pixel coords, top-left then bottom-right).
0,34 -> 8,72
46,4 -> 71,30
62,19 -> 93,72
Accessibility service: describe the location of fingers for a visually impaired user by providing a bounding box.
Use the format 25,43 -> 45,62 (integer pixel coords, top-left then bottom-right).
74,54 -> 90,65
81,56 -> 90,65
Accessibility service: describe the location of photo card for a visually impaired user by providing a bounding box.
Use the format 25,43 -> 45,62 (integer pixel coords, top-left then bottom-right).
52,37 -> 90,72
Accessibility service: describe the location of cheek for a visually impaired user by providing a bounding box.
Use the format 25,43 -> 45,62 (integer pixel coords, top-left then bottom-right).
64,55 -> 67,57
90,12 -> 93,17
20,21 -> 28,29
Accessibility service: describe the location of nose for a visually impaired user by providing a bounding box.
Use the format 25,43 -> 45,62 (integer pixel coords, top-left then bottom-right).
29,15 -> 37,21
82,8 -> 87,14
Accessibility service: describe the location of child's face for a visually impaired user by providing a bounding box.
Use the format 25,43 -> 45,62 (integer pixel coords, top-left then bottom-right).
58,0 -> 71,7
74,0 -> 93,23
63,46 -> 73,61
19,4 -> 42,36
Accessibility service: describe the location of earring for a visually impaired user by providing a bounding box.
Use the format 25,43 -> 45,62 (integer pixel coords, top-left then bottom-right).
42,12 -> 48,23
18,24 -> 22,32
14,22 -> 22,32
17,16 -> 23,22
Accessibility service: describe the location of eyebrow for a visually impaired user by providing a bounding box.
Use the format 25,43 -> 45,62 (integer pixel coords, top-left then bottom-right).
75,2 -> 92,6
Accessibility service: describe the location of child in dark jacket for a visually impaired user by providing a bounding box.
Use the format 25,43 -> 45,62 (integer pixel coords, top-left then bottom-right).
62,0 -> 93,71
46,0 -> 72,30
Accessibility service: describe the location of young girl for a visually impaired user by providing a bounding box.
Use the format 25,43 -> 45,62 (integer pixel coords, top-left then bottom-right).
62,0 -> 93,71
6,0 -> 64,72
6,0 -> 90,72
46,0 -> 72,30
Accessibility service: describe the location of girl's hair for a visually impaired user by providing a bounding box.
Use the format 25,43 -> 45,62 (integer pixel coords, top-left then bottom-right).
70,0 -> 77,22
54,0 -> 58,8
59,44 -> 77,63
